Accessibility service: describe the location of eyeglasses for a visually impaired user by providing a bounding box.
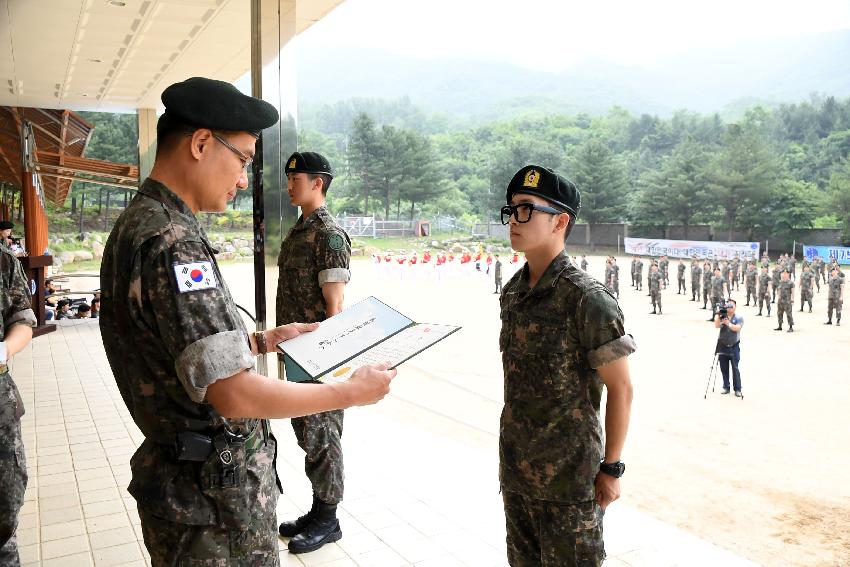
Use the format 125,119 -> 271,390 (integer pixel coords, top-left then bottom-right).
211,132 -> 253,172
500,203 -> 566,225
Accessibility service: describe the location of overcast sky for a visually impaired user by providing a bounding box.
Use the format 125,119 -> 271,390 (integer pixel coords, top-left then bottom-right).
299,0 -> 850,71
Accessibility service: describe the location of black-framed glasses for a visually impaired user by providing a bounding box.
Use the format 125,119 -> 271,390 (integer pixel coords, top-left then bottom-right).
500,203 -> 565,225
211,132 -> 253,172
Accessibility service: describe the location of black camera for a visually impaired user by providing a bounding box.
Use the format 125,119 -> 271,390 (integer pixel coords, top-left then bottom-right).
715,301 -> 728,320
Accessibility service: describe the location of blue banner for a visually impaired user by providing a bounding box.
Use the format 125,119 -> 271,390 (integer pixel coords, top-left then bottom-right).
802,245 -> 850,265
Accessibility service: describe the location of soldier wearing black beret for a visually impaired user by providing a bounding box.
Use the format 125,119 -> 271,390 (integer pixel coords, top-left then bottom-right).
99,77 -> 395,565
498,165 -> 635,567
275,150 -> 353,553
0,220 -> 14,253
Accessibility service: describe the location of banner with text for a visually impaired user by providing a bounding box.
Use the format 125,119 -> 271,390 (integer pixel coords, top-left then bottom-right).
802,245 -> 850,265
624,237 -> 760,260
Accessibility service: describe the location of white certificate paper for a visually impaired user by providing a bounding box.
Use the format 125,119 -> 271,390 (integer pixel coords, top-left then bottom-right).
277,296 -> 460,382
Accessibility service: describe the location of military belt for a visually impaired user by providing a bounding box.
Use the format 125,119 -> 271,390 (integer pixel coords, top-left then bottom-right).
175,422 -> 266,462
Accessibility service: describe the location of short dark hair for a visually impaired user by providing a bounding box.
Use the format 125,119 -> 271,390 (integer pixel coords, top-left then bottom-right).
308,173 -> 333,195
156,113 -> 196,157
726,299 -> 737,306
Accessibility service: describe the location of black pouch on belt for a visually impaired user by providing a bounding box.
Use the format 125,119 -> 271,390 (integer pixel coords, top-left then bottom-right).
199,432 -> 251,530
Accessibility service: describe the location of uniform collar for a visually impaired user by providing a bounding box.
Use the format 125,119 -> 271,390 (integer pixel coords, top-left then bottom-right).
294,205 -> 328,230
138,178 -> 210,243
515,250 -> 571,294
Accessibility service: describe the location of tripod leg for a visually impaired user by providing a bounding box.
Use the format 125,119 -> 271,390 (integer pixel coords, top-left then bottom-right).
704,353 -> 719,398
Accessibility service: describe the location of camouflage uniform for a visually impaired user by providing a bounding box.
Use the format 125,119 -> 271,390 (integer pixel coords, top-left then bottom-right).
745,266 -> 758,306
771,266 -> 782,303
581,257 -> 588,272
100,179 -> 281,565
721,263 -> 731,291
604,262 -> 613,294
495,259 -> 503,293
812,258 -> 822,291
0,247 -> 36,567
649,271 -> 663,314
276,205 -> 351,506
691,262 -> 702,302
730,258 -> 739,290
610,263 -> 619,299
630,258 -> 637,287
710,274 -> 726,310
701,266 -> 712,309
757,271 -> 771,316
634,259 -> 643,291
776,279 -> 795,329
659,257 -> 669,288
676,262 -> 686,294
799,271 -> 814,312
827,273 -> 844,325
499,252 -> 636,567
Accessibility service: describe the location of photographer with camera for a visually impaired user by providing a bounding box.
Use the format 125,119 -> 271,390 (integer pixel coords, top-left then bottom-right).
714,299 -> 744,397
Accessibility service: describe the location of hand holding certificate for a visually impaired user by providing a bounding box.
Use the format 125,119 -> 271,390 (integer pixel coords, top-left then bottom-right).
277,296 -> 460,383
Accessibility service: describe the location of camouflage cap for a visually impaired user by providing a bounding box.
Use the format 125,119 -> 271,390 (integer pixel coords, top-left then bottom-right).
506,165 -> 581,220
285,152 -> 334,179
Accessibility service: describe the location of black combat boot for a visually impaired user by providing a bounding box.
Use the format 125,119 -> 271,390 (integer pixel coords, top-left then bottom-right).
787,326 -> 794,333
288,499 -> 342,554
279,496 -> 321,538
837,317 -> 841,326
825,319 -> 832,325
756,310 -> 762,316
774,323 -> 782,331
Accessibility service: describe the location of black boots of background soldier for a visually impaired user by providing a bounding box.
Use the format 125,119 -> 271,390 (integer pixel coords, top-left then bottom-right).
279,496 -> 342,554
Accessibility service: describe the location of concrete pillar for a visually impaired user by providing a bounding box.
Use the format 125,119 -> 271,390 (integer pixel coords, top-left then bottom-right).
137,108 -> 157,181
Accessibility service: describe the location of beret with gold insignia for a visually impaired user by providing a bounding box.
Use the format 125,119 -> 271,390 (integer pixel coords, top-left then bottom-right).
285,152 -> 334,179
506,165 -> 581,221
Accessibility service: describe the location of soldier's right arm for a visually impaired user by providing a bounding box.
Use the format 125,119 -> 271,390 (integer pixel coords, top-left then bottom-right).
1,252 -> 36,358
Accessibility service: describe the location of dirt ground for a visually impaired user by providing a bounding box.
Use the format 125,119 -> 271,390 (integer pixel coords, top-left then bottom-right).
67,251 -> 849,566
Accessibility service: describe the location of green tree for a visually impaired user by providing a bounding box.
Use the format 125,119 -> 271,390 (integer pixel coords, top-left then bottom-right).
345,113 -> 380,214
568,138 -> 628,225
828,158 -> 850,244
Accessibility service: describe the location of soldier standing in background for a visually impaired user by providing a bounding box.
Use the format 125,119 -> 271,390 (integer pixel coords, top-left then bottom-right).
0,237 -> 37,566
630,256 -> 637,287
775,271 -> 795,332
708,268 -> 728,321
635,257 -> 644,291
745,261 -> 758,306
581,255 -> 588,272
691,259 -> 702,302
701,261 -> 712,309
825,267 -> 844,326
757,265 -> 772,317
649,264 -> 663,315
659,255 -> 669,289
799,265 -> 814,313
730,257 -> 740,291
771,263 -> 782,303
494,254 -> 503,294
676,258 -> 686,294
611,257 -> 620,299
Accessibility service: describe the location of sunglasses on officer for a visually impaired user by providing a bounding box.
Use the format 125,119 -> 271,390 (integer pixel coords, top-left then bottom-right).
500,203 -> 567,225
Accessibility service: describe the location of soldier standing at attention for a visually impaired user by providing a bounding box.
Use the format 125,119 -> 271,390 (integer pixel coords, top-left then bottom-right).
799,265 -> 814,313
649,264 -> 663,314
811,256 -> 822,292
611,257 -> 620,299
646,259 -> 655,296
659,255 -> 669,288
494,254 -> 503,294
701,261 -> 712,309
604,257 -> 613,294
635,256 -> 644,291
708,268 -> 727,321
630,256 -> 637,287
275,152 -> 355,553
744,262 -> 758,307
676,258 -> 686,295
756,265 -> 772,317
825,267 -> 844,326
498,165 -> 635,567
730,257 -> 740,291
581,254 -> 588,271
771,263 -> 782,304
99,77 -> 396,566
691,259 -> 702,302
0,238 -> 36,567
775,271 -> 795,332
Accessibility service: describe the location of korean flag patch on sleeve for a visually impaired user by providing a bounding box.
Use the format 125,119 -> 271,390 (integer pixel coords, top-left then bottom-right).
173,261 -> 218,293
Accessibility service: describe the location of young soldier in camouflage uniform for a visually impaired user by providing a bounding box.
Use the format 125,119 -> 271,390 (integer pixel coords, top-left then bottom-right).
745,262 -> 758,306
646,259 -> 655,296
721,260 -> 731,292
691,259 -> 702,302
630,257 -> 637,287
275,152 -> 355,553
730,257 -> 740,290
825,267 -> 844,326
659,255 -> 669,288
495,254 -> 504,293
581,255 -> 588,271
649,264 -> 663,314
604,258 -> 614,295
812,256 -> 822,291
99,78 -> 395,566
771,264 -> 782,303
774,271 -> 795,332
756,266 -> 772,316
635,257 -> 644,291
701,261 -> 712,309
708,268 -> 728,321
610,257 -> 620,299
799,265 -> 814,313
0,240 -> 36,567
499,165 -> 635,567
676,258 -> 686,294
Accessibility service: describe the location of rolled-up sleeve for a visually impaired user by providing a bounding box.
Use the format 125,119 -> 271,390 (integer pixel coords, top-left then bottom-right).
578,289 -> 636,369
316,229 -> 351,286
143,240 -> 254,402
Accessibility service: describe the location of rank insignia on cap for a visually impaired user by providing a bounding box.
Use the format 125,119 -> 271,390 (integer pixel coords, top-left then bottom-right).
289,158 -> 297,169
173,261 -> 218,293
327,233 -> 345,251
523,169 -> 541,188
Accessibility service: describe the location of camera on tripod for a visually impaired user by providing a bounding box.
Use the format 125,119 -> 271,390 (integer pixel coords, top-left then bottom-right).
714,300 -> 728,320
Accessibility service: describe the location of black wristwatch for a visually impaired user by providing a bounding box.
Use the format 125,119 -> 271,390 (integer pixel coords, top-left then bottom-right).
599,461 -> 626,478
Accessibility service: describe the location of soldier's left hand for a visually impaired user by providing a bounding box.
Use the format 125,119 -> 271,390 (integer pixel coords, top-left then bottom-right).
594,472 -> 621,511
267,322 -> 320,348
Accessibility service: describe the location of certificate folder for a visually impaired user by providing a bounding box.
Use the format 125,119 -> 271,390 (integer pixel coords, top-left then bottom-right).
277,296 -> 460,383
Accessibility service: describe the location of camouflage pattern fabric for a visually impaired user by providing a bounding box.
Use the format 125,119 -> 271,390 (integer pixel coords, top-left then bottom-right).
730,259 -> 740,289
659,258 -> 669,286
771,268 -> 782,301
702,268 -> 712,308
711,275 -> 726,307
745,267 -> 758,304
498,251 -> 635,503
758,272 -> 771,315
828,275 -> 844,323
677,263 -> 686,294
691,263 -> 702,301
99,179 -> 278,563
581,258 -> 588,271
276,205 -> 351,506
1,245 -> 37,566
630,259 -> 637,286
800,271 -> 814,310
634,260 -> 643,290
495,259 -> 503,293
776,280 -> 795,327
610,264 -> 619,296
649,271 -> 662,311
503,491 -> 605,567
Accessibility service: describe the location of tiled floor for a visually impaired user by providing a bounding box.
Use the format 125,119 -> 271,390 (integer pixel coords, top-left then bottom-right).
9,320 -> 760,566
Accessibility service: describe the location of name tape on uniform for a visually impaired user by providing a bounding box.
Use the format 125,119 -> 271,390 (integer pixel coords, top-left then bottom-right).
173,261 -> 218,293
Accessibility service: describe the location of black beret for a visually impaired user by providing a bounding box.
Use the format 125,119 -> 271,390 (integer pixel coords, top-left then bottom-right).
285,152 -> 333,178
506,165 -> 581,220
160,77 -> 279,137
77,304 -> 91,312
0,220 -> 13,230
